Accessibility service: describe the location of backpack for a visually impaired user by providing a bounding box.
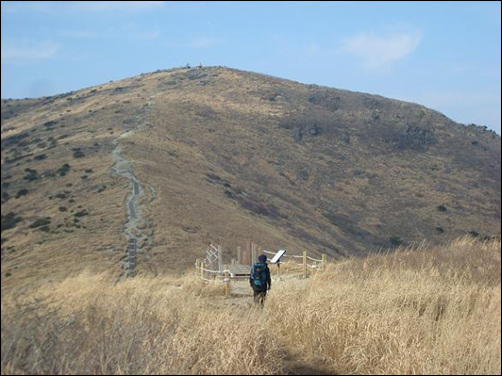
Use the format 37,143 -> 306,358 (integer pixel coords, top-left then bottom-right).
251,262 -> 268,290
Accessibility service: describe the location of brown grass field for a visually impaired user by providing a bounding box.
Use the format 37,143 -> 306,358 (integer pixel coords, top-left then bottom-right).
1,236 -> 500,375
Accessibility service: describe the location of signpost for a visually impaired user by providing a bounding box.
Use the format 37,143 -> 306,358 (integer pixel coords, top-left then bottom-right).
270,249 -> 286,280
270,249 -> 286,264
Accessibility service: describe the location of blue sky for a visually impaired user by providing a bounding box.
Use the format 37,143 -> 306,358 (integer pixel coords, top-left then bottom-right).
1,1 -> 501,134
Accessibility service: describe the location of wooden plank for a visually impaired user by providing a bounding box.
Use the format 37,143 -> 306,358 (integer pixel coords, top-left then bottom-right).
228,264 -> 251,276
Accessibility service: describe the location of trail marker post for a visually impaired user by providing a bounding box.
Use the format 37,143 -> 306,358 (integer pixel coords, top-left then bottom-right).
303,251 -> 307,279
270,249 -> 287,281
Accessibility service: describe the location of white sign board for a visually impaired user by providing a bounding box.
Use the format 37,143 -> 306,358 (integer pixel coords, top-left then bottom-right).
270,249 -> 286,264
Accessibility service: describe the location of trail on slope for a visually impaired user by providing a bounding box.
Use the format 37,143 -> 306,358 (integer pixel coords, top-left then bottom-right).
111,100 -> 155,277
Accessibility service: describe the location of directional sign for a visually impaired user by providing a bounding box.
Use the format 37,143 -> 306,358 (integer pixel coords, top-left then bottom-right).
270,249 -> 286,264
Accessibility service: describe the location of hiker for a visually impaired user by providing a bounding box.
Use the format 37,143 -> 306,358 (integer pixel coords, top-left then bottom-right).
250,254 -> 272,305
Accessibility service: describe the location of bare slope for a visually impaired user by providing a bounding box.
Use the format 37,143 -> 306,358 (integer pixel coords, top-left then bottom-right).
1,67 -> 500,287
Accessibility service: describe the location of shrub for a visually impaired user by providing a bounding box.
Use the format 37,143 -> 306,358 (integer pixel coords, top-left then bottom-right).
437,205 -> 447,212
5,153 -> 33,165
57,163 -> 71,176
23,168 -> 40,182
74,210 -> 89,218
29,217 -> 51,229
42,171 -> 56,179
1,212 -> 22,233
43,121 -> 58,128
389,236 -> 404,246
1,192 -> 10,203
34,154 -> 47,161
1,132 -> 29,149
73,150 -> 85,158
16,189 -> 29,198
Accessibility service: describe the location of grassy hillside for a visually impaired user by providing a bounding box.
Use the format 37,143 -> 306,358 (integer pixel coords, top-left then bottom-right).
1,66 -> 500,289
1,237 -> 500,375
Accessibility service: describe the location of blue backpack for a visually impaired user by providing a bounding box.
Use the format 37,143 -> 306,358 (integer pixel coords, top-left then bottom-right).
251,262 -> 268,290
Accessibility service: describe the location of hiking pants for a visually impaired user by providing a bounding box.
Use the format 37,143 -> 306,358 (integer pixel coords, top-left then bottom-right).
253,290 -> 267,305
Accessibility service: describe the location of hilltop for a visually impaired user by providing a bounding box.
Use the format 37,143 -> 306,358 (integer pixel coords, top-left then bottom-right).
1,66 -> 500,287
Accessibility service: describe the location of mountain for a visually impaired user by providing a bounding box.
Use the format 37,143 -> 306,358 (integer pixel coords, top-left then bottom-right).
1,66 -> 500,287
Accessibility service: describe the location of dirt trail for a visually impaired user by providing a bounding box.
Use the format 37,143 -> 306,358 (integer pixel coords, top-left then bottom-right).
111,100 -> 155,276
211,276 -> 331,375
208,275 -> 309,311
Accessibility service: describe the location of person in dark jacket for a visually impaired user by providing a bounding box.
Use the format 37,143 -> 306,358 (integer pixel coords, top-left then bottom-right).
250,254 -> 272,305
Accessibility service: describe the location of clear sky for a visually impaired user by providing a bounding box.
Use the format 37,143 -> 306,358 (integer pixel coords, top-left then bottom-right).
1,1 -> 501,134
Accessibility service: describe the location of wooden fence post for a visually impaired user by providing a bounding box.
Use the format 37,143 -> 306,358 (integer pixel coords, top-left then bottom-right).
246,239 -> 252,266
303,251 -> 308,279
224,270 -> 230,297
322,254 -> 327,271
217,244 -> 223,272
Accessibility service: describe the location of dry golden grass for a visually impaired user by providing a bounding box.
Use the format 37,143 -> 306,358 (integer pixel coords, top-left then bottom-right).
1,273 -> 284,375
1,237 -> 500,375
267,237 -> 501,375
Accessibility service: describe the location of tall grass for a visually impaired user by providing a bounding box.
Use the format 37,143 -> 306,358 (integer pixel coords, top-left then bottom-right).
267,237 -> 501,375
1,275 -> 284,375
1,237 -> 500,375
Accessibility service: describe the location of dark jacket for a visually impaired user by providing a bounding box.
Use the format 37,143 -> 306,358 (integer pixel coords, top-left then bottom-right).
250,262 -> 271,291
